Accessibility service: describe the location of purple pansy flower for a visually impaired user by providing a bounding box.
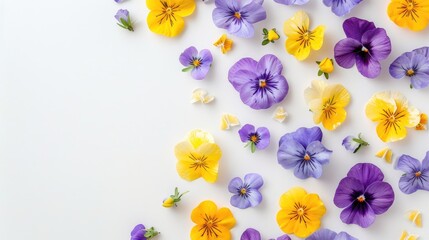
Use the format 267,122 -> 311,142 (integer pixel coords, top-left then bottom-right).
389,48 -> 429,89
323,0 -> 363,17
274,0 -> 309,6
212,0 -> 267,38
179,46 -> 213,80
228,54 -> 289,110
334,163 -> 395,228
228,173 -> 263,209
241,228 -> 291,240
396,152 -> 429,194
334,17 -> 391,78
277,126 -> 332,179
115,9 -> 134,31
131,224 -> 147,240
306,229 -> 357,240
238,124 -> 270,153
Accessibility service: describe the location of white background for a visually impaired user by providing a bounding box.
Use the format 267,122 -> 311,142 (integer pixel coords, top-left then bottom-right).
1,0 -> 429,239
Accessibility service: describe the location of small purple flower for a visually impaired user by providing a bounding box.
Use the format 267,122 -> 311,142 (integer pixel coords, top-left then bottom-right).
241,228 -> 291,240
228,54 -> 289,110
179,46 -> 213,80
130,224 -> 159,240
274,0 -> 309,5
229,173 -> 263,209
277,126 -> 332,179
323,0 -> 363,17
306,229 -> 357,240
389,48 -> 429,89
342,133 -> 369,153
334,163 -> 395,228
212,0 -> 267,38
334,17 -> 391,78
396,152 -> 429,194
114,0 -> 125,3
115,9 -> 134,32
238,124 -> 270,153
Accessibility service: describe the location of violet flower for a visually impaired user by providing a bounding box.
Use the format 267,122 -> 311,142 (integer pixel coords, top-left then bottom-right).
323,0 -> 363,17
212,0 -> 267,38
274,0 -> 309,5
241,228 -> 291,240
389,47 -> 429,89
277,126 -> 332,179
115,9 -> 134,32
238,124 -> 270,153
228,173 -> 263,209
114,0 -> 125,3
131,224 -> 159,240
396,152 -> 429,194
334,17 -> 391,78
306,229 -> 357,240
342,133 -> 369,153
228,54 -> 289,109
334,163 -> 394,228
179,46 -> 213,80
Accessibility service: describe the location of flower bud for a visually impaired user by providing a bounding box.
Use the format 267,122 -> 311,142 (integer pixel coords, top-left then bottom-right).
319,58 -> 334,73
162,197 -> 175,208
267,29 -> 280,41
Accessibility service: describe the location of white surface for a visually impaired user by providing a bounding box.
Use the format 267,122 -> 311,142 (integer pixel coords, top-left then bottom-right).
1,0 -> 429,239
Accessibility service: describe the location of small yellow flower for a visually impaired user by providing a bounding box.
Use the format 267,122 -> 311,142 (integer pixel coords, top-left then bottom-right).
388,0 -> 429,31
214,34 -> 233,54
365,92 -> 420,142
304,80 -> 351,131
146,0 -> 196,37
190,200 -> 236,240
276,187 -> 326,238
175,130 -> 222,183
284,11 -> 325,61
416,113 -> 427,130
162,197 -> 175,208
268,29 -> 280,41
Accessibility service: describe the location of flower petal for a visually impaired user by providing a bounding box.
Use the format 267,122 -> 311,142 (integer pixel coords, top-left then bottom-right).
131,224 -> 146,239
330,0 -> 363,17
240,228 -> 261,240
399,174 -> 420,194
286,34 -> 311,60
279,126 -> 323,148
174,0 -> 196,17
361,28 -> 391,61
346,163 -> 384,188
212,7 -> 234,29
147,11 -> 185,37
191,66 -> 210,80
334,38 -> 361,68
375,118 -> 407,143
294,158 -> 323,179
231,194 -> 251,209
216,207 -> 236,228
310,25 -> 325,50
365,92 -> 396,122
343,17 -> 376,41
229,19 -> 255,38
335,232 -> 358,240
422,151 -> 429,172
238,124 -> 256,142
307,141 -> 332,165
256,54 -> 283,77
240,1 -> 266,24
228,177 -> 244,193
397,154 -> 422,173
247,189 -> 263,207
256,127 -> 270,149
356,54 -> 381,78
334,177 -> 365,208
278,139 -> 306,169
411,72 -> 429,89
389,52 -> 412,79
244,173 -> 264,189
306,228 -> 337,240
365,181 -> 394,214
191,200 -> 218,224
283,10 -> 310,36
340,201 -> 376,228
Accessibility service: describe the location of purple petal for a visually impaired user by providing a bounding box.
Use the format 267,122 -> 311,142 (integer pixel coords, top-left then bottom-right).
410,68 -> 429,89
229,19 -> 255,38
347,163 -> 384,188
334,177 -> 365,208
413,46 -> 429,58
389,52 -> 412,79
215,0 -> 239,9
212,7 -> 234,29
365,181 -> 394,214
115,9 -> 129,22
323,0 -> 333,6
239,82 -> 269,109
396,155 -> 421,173
274,0 -> 296,5
191,65 -> 210,80
342,136 -> 359,152
332,0 -> 363,17
334,38 -> 361,69
343,17 -> 376,41
241,228 -> 261,240
240,2 -> 266,24
307,228 -> 337,240
256,54 -> 283,77
244,173 -> 264,189
277,139 -> 306,169
266,75 -> 289,103
362,28 -> 391,61
422,151 -> 429,172
228,58 -> 258,91
294,158 -> 323,179
238,124 -> 256,142
279,126 -> 323,148
179,46 -> 197,67
340,201 -> 376,228
306,141 -> 332,165
231,194 -> 251,209
399,174 -> 420,194
247,189 -> 263,207
228,177 -> 244,193
255,127 -> 270,149
131,224 -> 146,240
276,235 -> 291,240
199,49 -> 213,66
356,54 -> 381,78
335,232 -> 358,240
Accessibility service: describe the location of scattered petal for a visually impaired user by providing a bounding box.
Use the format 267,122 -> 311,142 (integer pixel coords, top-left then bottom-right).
220,113 -> 240,130
375,147 -> 393,163
273,106 -> 288,122
407,210 -> 422,227
191,88 -> 215,104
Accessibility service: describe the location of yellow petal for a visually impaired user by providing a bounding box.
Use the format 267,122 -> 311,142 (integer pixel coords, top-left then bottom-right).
387,0 -> 429,31
214,34 -> 233,54
304,80 -> 327,104
147,10 -> 185,37
365,92 -> 397,122
276,209 -> 298,234
375,147 -> 390,158
279,187 -> 308,209
283,10 -> 310,36
408,210 -> 422,227
173,0 -> 196,17
220,113 -> 240,130
384,149 -> 393,163
376,119 -> 407,142
197,143 -> 221,183
285,35 -> 311,61
191,88 -> 214,104
191,200 -> 218,224
273,106 -> 288,122
309,25 -> 325,50
175,141 -> 203,181
216,207 -> 236,229
400,230 -> 409,240
309,99 -> 324,125
321,106 -> 347,131
187,129 -> 215,148
323,83 -> 350,108
146,0 -> 163,10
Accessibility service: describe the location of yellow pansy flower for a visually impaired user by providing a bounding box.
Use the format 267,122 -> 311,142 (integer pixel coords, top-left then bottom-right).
276,187 -> 326,238
146,0 -> 196,37
190,200 -> 236,240
365,92 -> 420,142
387,0 -> 429,31
214,34 -> 233,54
175,129 -> 222,183
284,11 -> 325,61
304,80 -> 351,131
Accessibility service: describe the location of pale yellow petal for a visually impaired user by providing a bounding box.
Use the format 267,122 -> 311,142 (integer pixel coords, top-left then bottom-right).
400,230 -> 408,240
408,210 -> 422,227
273,106 -> 288,122
187,129 -> 214,148
220,114 -> 240,130
384,149 -> 393,163
365,92 -> 396,122
405,106 -> 421,128
283,10 -> 310,36
323,83 -> 350,108
321,106 -> 347,131
304,80 -> 326,104
197,143 -> 221,183
309,25 -> 325,50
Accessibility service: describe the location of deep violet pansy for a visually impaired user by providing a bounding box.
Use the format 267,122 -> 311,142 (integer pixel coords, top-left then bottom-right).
228,54 -> 289,110
334,163 -> 395,228
240,228 -> 291,240
334,17 -> 391,79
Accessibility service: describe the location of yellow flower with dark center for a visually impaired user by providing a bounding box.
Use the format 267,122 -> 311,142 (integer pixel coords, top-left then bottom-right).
214,34 -> 233,54
365,92 -> 420,142
276,187 -> 326,238
190,200 -> 236,240
146,0 -> 196,37
304,80 -> 351,131
175,129 -> 222,183
284,11 -> 325,61
388,0 -> 429,31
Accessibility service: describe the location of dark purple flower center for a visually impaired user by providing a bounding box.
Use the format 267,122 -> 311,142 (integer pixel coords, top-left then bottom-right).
357,195 -> 366,203
250,70 -> 279,98
190,57 -> 202,68
249,133 -> 260,144
238,184 -> 251,197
